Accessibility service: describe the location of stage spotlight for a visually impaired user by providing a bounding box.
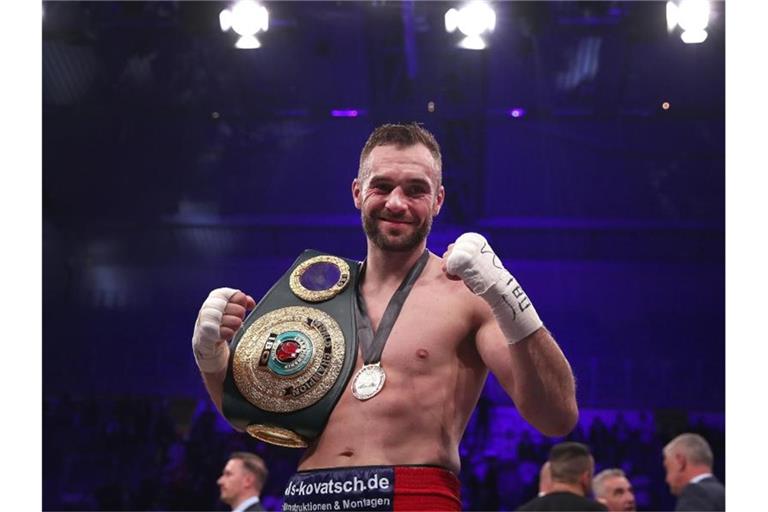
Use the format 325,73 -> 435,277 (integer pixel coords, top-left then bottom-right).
666,0 -> 710,44
680,29 -> 708,44
219,9 -> 233,32
235,35 -> 261,49
220,0 -> 269,49
678,0 -> 710,31
445,2 -> 496,50
666,1 -> 679,32
508,108 -> 526,118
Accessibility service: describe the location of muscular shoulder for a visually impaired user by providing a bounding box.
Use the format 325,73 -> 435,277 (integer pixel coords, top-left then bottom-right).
421,254 -> 488,314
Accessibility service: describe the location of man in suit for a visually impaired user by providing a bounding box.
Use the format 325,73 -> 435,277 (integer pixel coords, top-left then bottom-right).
217,451 -> 268,512
592,468 -> 636,511
663,433 -> 725,511
517,442 -> 607,511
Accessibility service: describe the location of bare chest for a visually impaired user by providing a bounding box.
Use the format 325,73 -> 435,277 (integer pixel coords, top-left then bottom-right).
301,278 -> 488,470
359,283 -> 474,366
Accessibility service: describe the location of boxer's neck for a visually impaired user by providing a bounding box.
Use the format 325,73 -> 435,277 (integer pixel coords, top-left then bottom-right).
364,242 -> 428,289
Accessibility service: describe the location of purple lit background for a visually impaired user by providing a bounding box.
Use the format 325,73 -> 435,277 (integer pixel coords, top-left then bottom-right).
43,2 -> 724,510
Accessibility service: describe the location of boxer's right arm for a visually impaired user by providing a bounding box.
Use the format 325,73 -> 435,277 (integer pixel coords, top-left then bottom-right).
192,288 -> 256,415
444,233 -> 578,436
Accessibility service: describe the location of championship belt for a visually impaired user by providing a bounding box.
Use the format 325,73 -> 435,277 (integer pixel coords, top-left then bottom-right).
222,250 -> 360,448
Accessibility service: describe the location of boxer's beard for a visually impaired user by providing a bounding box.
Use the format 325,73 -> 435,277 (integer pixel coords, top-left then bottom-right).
362,212 -> 432,252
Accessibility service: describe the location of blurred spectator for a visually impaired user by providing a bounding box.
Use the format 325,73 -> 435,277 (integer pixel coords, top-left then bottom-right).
517,442 -> 607,511
42,396 -> 726,511
593,468 -> 636,511
662,433 -> 724,511
217,452 -> 268,512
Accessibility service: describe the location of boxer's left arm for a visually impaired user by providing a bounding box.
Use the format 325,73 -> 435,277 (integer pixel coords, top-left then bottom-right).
444,233 -> 578,437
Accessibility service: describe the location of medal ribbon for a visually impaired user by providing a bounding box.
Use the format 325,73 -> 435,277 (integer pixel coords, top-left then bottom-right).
355,249 -> 430,365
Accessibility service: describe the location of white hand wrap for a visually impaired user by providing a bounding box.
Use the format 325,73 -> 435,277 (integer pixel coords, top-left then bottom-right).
192,287 -> 239,373
446,233 -> 543,344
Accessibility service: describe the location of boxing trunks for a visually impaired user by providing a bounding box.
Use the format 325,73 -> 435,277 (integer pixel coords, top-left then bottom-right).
282,465 -> 461,511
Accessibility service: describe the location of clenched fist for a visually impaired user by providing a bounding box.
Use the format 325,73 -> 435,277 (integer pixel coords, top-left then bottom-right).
442,233 -> 543,344
192,287 -> 256,373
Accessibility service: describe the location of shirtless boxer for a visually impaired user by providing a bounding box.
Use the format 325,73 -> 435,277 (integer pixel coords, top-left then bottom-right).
192,123 -> 578,511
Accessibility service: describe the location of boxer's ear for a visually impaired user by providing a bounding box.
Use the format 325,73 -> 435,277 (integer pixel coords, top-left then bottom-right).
352,178 -> 362,209
432,185 -> 445,216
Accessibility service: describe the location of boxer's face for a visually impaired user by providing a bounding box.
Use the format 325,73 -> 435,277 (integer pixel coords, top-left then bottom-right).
353,143 -> 444,252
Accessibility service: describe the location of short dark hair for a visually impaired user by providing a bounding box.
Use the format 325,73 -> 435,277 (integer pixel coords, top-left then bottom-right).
548,442 -> 594,484
230,451 -> 268,487
358,122 -> 442,187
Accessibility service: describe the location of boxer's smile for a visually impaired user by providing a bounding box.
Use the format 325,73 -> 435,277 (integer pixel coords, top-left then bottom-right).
353,144 -> 444,252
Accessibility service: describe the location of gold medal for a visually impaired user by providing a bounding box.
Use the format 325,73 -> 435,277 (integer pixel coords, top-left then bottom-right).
350,363 -> 386,400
